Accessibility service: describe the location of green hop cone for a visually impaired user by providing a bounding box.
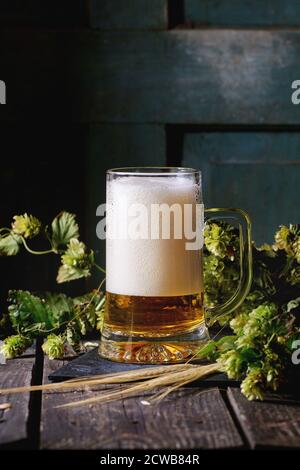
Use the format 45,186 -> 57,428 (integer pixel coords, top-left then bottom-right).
1,334 -> 32,359
217,349 -> 245,380
12,213 -> 41,239
262,348 -> 281,390
241,367 -> 265,401
42,333 -> 65,359
204,254 -> 225,281
235,303 -> 279,350
57,238 -> 94,283
287,266 -> 300,286
229,313 -> 249,336
274,225 -> 294,255
204,222 -> 238,259
204,223 -> 228,258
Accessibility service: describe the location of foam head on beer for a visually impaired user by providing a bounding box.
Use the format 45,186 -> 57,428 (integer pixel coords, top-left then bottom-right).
106,175 -> 203,297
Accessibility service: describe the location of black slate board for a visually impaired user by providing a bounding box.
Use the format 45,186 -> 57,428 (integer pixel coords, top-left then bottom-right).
48,349 -> 300,403
48,347 -> 239,387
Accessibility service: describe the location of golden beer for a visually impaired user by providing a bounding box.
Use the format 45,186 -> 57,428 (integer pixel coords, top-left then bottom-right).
100,168 -> 206,363
104,291 -> 205,337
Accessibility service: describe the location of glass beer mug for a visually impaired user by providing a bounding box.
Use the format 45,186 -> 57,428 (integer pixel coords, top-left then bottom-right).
99,167 -> 252,364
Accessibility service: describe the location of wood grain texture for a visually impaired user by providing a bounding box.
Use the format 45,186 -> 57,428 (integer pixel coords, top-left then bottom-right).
182,131 -> 300,244
185,0 -> 300,26
228,387 -> 300,449
41,358 -> 243,449
1,30 -> 300,124
89,0 -> 168,30
85,124 -> 166,280
0,356 -> 35,447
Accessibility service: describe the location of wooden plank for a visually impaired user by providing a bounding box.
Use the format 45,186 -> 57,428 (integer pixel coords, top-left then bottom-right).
0,0 -> 88,27
85,124 -> 166,282
182,131 -> 300,245
228,387 -> 300,449
41,357 -> 243,449
89,0 -> 168,30
0,356 -> 36,447
185,0 -> 300,26
1,30 -> 300,124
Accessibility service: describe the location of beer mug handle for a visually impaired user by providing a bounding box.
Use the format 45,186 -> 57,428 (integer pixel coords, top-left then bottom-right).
204,208 -> 253,327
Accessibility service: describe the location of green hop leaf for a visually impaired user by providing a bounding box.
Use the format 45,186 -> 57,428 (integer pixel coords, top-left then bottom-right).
1,334 -> 32,359
0,234 -> 22,256
57,265 -> 87,284
78,317 -> 87,336
12,213 -> 41,239
96,307 -> 105,332
85,304 -> 96,329
7,290 -> 73,333
57,238 -> 94,283
66,326 -> 81,353
42,334 -> 65,360
51,212 -> 79,252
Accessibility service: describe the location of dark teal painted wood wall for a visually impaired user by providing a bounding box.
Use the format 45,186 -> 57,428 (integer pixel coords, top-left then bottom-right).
1,0 -> 300,274
185,0 -> 300,26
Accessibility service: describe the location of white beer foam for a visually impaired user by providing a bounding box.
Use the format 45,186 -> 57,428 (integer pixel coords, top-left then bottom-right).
106,176 -> 203,297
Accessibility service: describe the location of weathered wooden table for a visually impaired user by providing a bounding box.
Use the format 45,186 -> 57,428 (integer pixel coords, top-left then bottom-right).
1,345 -> 300,451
